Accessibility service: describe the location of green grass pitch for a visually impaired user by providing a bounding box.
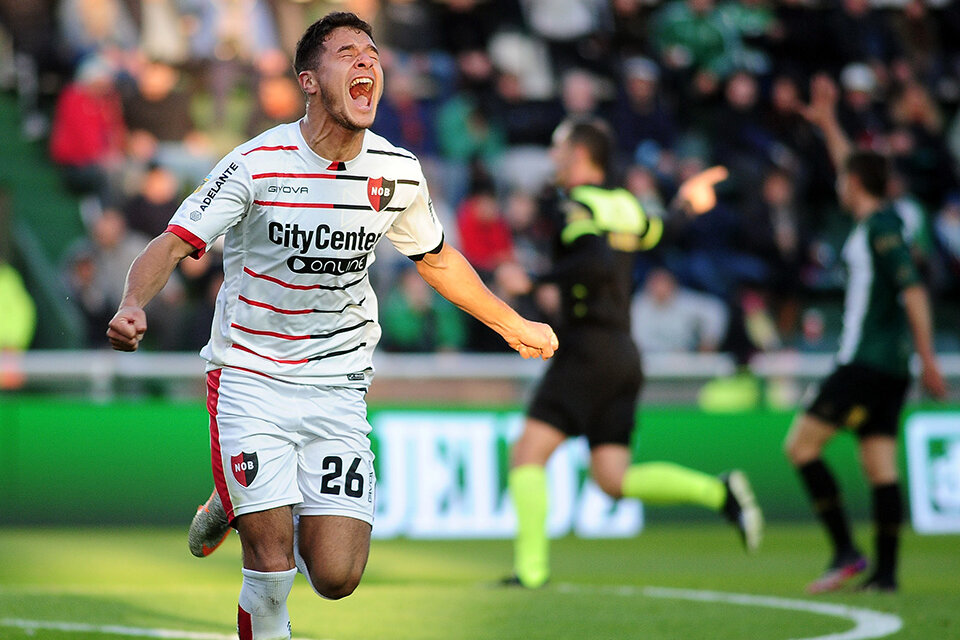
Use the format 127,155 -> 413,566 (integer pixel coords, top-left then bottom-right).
1,524 -> 958,639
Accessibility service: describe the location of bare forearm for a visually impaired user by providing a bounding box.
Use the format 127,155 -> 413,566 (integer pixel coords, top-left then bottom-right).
903,285 -> 936,363
416,245 -> 522,337
120,233 -> 192,308
820,115 -> 853,172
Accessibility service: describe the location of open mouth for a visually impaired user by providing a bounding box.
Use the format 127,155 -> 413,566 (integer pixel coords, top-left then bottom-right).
349,76 -> 374,109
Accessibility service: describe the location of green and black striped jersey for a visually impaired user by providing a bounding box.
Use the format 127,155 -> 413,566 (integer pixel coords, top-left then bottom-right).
836,205 -> 920,377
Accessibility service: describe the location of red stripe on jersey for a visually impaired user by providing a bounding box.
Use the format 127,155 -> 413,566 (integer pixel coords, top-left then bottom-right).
223,365 -> 277,380
238,605 -> 253,640
232,342 -> 310,364
231,322 -> 310,340
243,266 -> 333,290
238,294 -> 314,315
250,172 -> 339,180
253,200 -> 335,208
240,145 -> 298,156
206,369 -> 235,521
165,224 -> 206,259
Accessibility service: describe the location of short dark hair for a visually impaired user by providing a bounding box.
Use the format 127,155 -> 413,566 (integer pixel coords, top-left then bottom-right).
845,151 -> 888,198
556,118 -> 612,175
294,12 -> 374,74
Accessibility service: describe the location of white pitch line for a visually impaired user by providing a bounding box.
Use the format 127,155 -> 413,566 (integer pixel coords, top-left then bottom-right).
555,584 -> 903,640
0,618 -> 328,640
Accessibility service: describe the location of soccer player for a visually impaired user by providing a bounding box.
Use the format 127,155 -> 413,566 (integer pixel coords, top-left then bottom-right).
786,74 -> 947,593
504,119 -> 763,589
107,13 -> 558,638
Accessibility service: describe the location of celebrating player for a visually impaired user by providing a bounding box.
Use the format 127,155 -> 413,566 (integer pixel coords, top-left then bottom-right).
785,74 -> 947,593
503,118 -> 763,589
107,12 -> 557,638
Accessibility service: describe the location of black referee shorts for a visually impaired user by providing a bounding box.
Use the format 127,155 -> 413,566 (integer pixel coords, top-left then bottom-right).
805,363 -> 910,439
527,328 -> 642,448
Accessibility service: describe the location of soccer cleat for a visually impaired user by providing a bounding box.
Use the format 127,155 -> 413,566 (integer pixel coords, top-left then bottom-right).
499,574 -> 548,589
856,573 -> 897,594
720,470 -> 764,553
807,552 -> 868,594
188,489 -> 230,558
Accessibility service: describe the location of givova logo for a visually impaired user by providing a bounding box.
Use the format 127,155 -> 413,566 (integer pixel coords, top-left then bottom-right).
906,413 -> 960,533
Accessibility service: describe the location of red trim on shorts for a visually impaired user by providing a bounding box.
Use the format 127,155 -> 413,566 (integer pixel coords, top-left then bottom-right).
240,145 -> 298,156
165,225 -> 207,259
237,605 -> 253,640
206,369 -> 235,521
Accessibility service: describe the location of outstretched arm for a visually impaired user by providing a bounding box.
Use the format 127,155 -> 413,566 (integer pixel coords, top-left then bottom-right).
799,73 -> 852,172
902,284 -> 947,399
106,232 -> 196,351
414,243 -> 558,360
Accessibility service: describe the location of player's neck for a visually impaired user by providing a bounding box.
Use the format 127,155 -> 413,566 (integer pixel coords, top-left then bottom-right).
299,113 -> 365,162
851,196 -> 883,221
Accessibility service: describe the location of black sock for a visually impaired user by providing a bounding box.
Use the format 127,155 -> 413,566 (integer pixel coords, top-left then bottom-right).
871,483 -> 902,582
798,459 -> 856,559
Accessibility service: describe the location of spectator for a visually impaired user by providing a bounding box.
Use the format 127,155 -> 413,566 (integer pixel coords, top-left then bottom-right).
825,0 -> 902,74
653,0 -> 741,81
887,80 -> 957,210
631,267 -> 728,353
0,260 -> 36,352
62,209 -> 177,347
837,62 -> 889,148
739,167 -> 811,340
57,0 -> 138,66
380,265 -> 466,353
369,65 -> 436,158
122,164 -> 181,238
123,60 -> 215,184
456,173 -> 514,277
48,55 -> 126,206
613,56 -> 678,161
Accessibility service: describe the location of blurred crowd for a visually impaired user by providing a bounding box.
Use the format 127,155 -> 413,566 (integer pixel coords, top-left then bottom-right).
2,0 -> 960,358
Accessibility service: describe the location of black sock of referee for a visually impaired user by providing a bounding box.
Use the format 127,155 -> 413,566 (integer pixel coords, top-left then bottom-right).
798,459 -> 858,561
871,482 -> 902,583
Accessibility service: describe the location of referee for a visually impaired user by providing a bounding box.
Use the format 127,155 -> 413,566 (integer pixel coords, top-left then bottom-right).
505,119 -> 763,589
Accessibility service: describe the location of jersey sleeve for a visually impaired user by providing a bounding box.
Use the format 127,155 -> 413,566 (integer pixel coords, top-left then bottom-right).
385,179 -> 445,257
165,151 -> 253,258
870,215 -> 921,291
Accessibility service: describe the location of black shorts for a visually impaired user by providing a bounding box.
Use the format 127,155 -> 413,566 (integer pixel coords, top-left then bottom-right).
527,328 -> 642,448
805,363 -> 910,439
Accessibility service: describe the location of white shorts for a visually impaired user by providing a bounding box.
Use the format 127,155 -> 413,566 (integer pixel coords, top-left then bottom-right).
206,367 -> 376,525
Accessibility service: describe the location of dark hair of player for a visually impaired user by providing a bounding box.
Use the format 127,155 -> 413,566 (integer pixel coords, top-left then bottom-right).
294,12 -> 375,74
558,118 -> 613,175
845,151 -> 889,199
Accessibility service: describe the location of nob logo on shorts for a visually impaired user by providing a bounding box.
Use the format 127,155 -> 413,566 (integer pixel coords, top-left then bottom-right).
287,254 -> 368,275
231,451 -> 259,487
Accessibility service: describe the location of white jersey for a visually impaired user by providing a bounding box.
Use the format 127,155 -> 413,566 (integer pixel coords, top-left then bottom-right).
166,122 -> 444,387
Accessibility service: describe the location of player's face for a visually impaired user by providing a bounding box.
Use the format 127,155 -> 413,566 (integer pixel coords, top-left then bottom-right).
314,27 -> 383,131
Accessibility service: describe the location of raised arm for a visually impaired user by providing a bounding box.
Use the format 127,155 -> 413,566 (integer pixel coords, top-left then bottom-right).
414,243 -> 558,360
799,74 -> 853,173
106,231 -> 196,351
902,284 -> 947,399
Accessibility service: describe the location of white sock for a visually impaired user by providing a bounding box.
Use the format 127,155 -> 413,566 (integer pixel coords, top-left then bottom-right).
237,567 -> 296,640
